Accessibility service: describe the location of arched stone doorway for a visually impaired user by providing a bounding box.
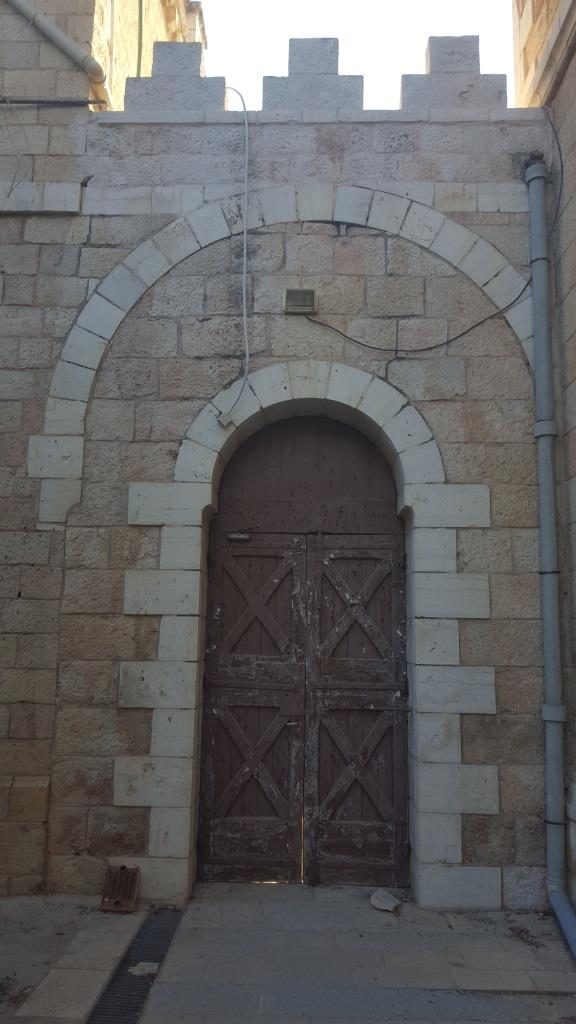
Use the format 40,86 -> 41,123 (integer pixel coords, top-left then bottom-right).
198,417 -> 408,886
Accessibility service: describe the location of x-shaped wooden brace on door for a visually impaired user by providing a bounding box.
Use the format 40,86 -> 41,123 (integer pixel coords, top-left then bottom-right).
213,708 -> 292,820
320,557 -> 394,660
318,712 -> 396,822
222,554 -> 297,655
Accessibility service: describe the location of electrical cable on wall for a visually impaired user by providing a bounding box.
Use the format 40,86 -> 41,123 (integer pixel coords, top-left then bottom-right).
305,277 -> 532,357
217,86 -> 250,425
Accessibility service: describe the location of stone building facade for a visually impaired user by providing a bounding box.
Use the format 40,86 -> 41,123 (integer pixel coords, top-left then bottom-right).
0,0 -> 569,911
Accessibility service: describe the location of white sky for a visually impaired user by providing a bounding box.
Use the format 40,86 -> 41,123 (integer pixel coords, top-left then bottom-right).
202,0 -> 516,110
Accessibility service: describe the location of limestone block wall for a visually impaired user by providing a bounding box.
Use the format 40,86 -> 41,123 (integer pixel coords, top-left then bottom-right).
0,0 -> 91,101
93,0 -> 185,111
0,30 -> 558,908
0,0 -> 186,110
513,0 -> 576,908
45,217 -> 544,907
513,0 -> 576,105
548,42 -> 576,904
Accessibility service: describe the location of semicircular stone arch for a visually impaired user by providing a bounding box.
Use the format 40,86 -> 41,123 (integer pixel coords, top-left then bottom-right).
117,359 -> 497,909
27,183 -> 532,529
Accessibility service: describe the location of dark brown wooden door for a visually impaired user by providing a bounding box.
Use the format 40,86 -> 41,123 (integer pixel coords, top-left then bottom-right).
199,418 -> 408,885
199,534 -> 306,882
305,534 -> 407,884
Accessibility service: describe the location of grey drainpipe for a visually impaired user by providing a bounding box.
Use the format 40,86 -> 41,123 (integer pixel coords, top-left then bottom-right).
5,0 -> 111,107
525,157 -> 576,958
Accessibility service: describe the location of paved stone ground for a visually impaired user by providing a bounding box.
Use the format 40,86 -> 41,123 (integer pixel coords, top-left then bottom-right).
0,896 -> 144,1024
0,896 -> 99,1018
140,884 -> 576,1024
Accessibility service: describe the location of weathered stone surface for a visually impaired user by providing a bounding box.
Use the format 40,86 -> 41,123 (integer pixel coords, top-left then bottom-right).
58,661 -> 118,705
0,668 -> 56,703
48,807 -> 87,855
457,529 -> 513,573
367,277 -> 424,316
158,359 -> 236,400
110,319 -> 178,359
0,739 -> 50,773
462,815 -> 514,867
182,316 -> 267,358
0,531 -> 49,565
8,776 -> 49,821
9,703 -> 55,739
442,443 -> 536,485
515,816 -> 545,866
19,567 -> 63,600
59,616 -> 159,661
492,485 -> 538,528
511,529 -> 539,572
67,483 -> 128,526
109,527 -> 160,568
0,599 -> 59,634
460,621 -> 542,667
86,400 -> 135,441
0,822 -> 45,876
500,765 -> 545,815
0,635 -> 17,667
86,807 -> 147,857
55,707 -> 151,756
503,866 -> 547,911
134,400 -> 204,441
466,358 -> 533,400
47,854 -> 107,894
491,574 -> 540,619
83,441 -> 178,483
62,570 -> 125,614
51,757 -> 114,805
461,714 -> 544,765
93,359 -> 158,401
388,358 -> 465,401
65,527 -> 109,569
496,668 -> 542,714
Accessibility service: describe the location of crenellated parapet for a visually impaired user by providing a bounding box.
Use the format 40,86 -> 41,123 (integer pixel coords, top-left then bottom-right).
402,36 -> 507,111
262,38 -> 364,111
124,41 -> 226,112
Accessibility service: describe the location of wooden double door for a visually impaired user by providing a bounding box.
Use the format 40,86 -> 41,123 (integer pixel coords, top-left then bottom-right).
198,418 -> 408,886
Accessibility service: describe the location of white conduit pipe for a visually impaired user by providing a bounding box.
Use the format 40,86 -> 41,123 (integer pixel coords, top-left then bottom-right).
5,0 -> 111,106
525,157 -> 576,958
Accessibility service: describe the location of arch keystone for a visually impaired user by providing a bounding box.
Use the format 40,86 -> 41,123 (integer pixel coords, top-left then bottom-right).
288,360 -> 331,400
334,185 -> 373,225
296,184 -> 334,221
259,186 -> 297,226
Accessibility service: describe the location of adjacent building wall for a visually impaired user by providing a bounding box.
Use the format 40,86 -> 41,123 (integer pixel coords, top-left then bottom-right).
0,0 -> 188,110
513,0 -> 576,902
92,0 -> 186,111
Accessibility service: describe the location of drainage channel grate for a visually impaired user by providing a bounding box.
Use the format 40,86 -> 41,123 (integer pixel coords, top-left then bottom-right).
87,908 -> 182,1024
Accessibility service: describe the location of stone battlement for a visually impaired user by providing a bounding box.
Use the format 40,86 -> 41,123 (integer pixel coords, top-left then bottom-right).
122,35 -> 508,115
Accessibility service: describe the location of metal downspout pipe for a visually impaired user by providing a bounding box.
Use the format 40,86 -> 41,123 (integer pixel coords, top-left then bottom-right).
5,0 -> 111,107
525,158 -> 576,958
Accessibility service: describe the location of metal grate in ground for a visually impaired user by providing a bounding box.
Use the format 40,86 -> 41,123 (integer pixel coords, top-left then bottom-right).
86,908 -> 182,1024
